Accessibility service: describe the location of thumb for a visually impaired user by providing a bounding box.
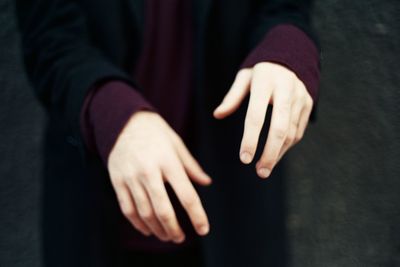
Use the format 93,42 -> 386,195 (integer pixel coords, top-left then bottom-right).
213,68 -> 252,119
170,131 -> 212,186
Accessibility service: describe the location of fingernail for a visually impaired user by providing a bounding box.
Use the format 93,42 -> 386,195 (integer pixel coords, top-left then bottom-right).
257,168 -> 271,178
199,225 -> 210,236
240,152 -> 252,164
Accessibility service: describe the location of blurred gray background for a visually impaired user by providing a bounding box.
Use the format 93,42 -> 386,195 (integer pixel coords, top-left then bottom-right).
0,0 -> 399,266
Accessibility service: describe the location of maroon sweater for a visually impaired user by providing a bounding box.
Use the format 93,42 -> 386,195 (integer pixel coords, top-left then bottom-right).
81,0 -> 320,252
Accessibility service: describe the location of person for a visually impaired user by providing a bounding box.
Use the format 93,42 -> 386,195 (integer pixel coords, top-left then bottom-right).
16,0 -> 320,266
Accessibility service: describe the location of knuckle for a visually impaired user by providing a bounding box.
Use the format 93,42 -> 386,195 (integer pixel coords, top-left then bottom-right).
123,166 -> 137,177
260,156 -> 276,169
153,193 -> 166,207
134,168 -> 147,180
143,177 -> 160,191
300,94 -> 308,104
131,219 -> 145,232
285,135 -> 294,145
140,174 -> 160,191
122,206 -> 136,218
111,176 -> 124,188
137,168 -> 154,180
160,158 -> 176,171
157,210 -> 172,223
293,133 -> 302,143
246,112 -> 262,128
122,176 -> 135,189
265,161 -> 276,170
276,102 -> 291,113
272,127 -> 287,139
296,132 -> 304,142
181,195 -> 199,210
139,209 -> 154,221
286,128 -> 296,143
266,159 -> 276,168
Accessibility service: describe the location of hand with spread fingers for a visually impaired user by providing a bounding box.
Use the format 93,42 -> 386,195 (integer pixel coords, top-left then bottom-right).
214,62 -> 314,179
107,111 -> 212,243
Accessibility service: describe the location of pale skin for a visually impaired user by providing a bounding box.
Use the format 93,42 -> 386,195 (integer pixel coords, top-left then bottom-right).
107,62 -> 314,243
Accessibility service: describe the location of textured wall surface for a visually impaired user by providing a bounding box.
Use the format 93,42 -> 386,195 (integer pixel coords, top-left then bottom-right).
286,1 -> 400,266
0,0 -> 44,266
0,0 -> 399,266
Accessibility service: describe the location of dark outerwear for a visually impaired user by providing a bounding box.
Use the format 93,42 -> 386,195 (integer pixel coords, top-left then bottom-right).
16,0 -> 319,266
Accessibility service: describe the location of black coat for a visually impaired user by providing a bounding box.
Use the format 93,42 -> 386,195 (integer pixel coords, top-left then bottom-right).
16,0 -> 319,266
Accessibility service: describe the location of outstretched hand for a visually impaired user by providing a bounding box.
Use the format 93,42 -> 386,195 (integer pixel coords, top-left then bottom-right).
214,62 -> 313,178
108,111 -> 211,243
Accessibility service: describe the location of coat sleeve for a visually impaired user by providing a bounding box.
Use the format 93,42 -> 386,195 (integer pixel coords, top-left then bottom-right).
16,0 -> 138,143
247,0 -> 320,52
244,0 -> 321,120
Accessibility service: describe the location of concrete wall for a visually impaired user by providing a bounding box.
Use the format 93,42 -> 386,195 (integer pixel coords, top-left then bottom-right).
0,0 -> 43,266
286,1 -> 400,266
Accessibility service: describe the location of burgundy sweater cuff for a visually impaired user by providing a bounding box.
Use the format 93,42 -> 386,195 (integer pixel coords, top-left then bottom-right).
241,24 -> 321,103
80,81 -> 155,164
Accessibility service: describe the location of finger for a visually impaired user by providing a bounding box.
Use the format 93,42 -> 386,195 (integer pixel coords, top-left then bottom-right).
213,68 -> 252,119
256,82 -> 293,178
127,178 -> 169,241
239,66 -> 273,164
162,157 -> 210,237
277,121 -> 297,162
141,170 -> 185,244
115,182 -> 152,236
169,131 -> 212,186
277,97 -> 304,160
295,94 -> 313,142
